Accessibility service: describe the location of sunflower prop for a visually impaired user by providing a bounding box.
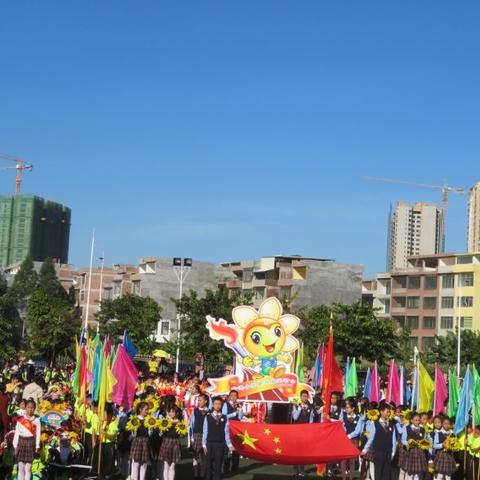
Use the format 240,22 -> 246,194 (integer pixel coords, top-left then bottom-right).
407,439 -> 419,450
424,424 -> 433,434
366,409 -> 380,421
126,416 -> 142,432
159,417 -> 173,432
175,420 -> 188,436
419,438 -> 431,451
145,397 -> 160,414
144,415 -> 160,430
444,436 -> 460,452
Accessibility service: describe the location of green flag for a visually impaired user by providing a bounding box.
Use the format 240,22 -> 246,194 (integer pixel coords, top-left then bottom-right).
447,369 -> 460,418
345,357 -> 358,397
295,342 -> 304,382
472,365 -> 480,426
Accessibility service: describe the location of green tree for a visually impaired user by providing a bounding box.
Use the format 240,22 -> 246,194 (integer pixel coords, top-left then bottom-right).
168,289 -> 252,371
0,294 -> 22,360
297,301 -> 410,366
26,259 -> 80,364
8,255 -> 38,310
97,294 -> 162,354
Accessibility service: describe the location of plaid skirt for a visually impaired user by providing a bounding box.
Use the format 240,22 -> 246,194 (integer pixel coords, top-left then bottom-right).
397,445 -> 406,470
158,436 -> 181,464
434,451 -> 457,475
404,447 -> 428,474
130,436 -> 151,464
363,449 -> 375,462
191,433 -> 203,453
16,436 -> 36,464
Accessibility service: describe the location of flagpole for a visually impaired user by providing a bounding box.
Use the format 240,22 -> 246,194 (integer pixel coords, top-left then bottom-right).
84,229 -> 95,331
457,276 -> 462,376
410,360 -> 418,410
433,363 -> 437,415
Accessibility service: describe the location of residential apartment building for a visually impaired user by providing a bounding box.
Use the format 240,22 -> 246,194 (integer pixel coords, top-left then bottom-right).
365,252 -> 480,351
220,255 -> 363,310
468,182 -> 480,252
387,201 -> 443,270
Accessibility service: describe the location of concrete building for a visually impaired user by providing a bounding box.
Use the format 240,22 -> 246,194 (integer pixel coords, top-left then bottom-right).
468,182 -> 480,253
388,201 -> 443,270
366,252 -> 480,351
0,195 -> 71,266
220,255 -> 363,310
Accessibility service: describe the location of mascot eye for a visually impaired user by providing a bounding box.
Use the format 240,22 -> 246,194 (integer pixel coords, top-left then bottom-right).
274,326 -> 282,337
250,332 -> 261,344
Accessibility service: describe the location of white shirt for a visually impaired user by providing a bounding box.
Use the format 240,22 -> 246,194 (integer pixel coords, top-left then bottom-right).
13,415 -> 41,449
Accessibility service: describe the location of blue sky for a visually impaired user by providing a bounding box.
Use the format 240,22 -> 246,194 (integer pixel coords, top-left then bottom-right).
1,1 -> 479,276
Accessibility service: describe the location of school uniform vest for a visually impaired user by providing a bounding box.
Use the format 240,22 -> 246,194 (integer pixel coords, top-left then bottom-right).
295,403 -> 313,424
372,420 -> 394,453
344,414 -> 360,435
192,408 -> 208,434
330,405 -> 340,420
436,430 -> 446,450
163,426 -> 180,439
205,413 -> 227,443
226,402 -> 240,419
406,425 -> 425,441
136,424 -> 149,438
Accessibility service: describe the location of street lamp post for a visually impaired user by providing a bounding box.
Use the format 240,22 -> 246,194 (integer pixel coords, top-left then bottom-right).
173,257 -> 192,373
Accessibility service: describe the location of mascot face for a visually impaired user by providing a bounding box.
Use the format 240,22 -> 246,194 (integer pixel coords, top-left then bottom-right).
232,297 -> 300,360
243,319 -> 286,358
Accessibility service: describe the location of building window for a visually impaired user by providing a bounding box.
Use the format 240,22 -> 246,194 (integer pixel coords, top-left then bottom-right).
457,296 -> 473,308
160,320 -> 170,336
458,273 -> 474,287
408,337 -> 418,348
440,316 -> 453,329
385,281 -> 391,295
80,290 -> 85,302
132,281 -> 141,295
408,276 -> 421,289
255,288 -> 265,300
113,281 -> 122,297
424,276 -> 437,290
442,274 -> 454,289
384,299 -> 391,314
243,269 -> 253,283
460,316 -> 473,329
406,316 -> 419,329
423,316 -> 436,329
407,297 -> 420,309
423,297 -> 436,309
393,297 -> 406,308
422,337 -> 435,350
441,296 -> 454,309
394,276 -> 407,289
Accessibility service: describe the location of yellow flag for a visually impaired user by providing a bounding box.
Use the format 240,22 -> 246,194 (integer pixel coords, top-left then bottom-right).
98,354 -> 117,421
418,361 -> 434,412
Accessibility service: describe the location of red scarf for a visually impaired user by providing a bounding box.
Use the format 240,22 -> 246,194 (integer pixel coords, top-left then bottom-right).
18,416 -> 36,436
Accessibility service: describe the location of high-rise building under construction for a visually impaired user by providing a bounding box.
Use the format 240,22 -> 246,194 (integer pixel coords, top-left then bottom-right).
0,195 -> 71,266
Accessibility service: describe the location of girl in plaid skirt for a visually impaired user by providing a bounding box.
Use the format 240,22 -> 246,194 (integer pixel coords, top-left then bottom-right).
12,399 -> 41,480
401,412 -> 428,480
130,402 -> 151,480
433,417 -> 457,480
158,405 -> 183,480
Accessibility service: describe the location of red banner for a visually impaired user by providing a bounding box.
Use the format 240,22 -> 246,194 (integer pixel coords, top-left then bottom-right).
229,420 -> 360,465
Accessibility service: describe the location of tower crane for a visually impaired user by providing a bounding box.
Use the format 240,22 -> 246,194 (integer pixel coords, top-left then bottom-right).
0,153 -> 34,195
364,176 -> 465,251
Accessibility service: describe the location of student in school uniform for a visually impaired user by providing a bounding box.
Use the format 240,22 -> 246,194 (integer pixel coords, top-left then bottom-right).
340,397 -> 364,480
202,396 -> 233,480
13,399 -> 41,480
433,416 -> 457,480
292,389 -> 314,479
99,404 -> 119,478
158,405 -> 183,480
130,402 -> 151,480
401,412 -> 428,480
189,393 -> 210,480
362,402 -> 397,480
222,390 -> 243,476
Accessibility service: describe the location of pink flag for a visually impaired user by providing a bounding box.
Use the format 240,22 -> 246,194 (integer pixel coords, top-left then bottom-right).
112,345 -> 139,409
370,361 -> 380,403
434,365 -> 448,416
387,360 -> 401,406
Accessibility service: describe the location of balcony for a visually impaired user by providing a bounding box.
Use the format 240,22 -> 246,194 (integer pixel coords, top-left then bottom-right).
225,279 -> 242,289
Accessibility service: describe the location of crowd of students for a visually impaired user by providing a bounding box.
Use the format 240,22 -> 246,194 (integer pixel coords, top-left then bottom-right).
1,363 -> 480,480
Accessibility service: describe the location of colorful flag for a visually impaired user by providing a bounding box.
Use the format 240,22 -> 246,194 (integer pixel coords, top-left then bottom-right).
98,337 -> 117,420
312,344 -> 324,388
447,369 -> 460,418
455,366 -> 473,434
386,360 -> 400,406
112,345 -> 139,410
229,420 -> 359,465
71,336 -> 81,396
345,358 -> 358,398
472,365 -> 480,426
370,361 -> 380,403
321,328 -> 343,416
418,361 -> 434,412
123,331 -> 138,358
363,368 -> 371,399
295,342 -> 305,382
434,365 -> 448,416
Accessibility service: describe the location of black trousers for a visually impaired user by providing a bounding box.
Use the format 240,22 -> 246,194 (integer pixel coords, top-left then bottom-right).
374,450 -> 392,480
223,450 -> 240,473
193,448 -> 207,479
100,443 -> 115,476
206,441 -> 226,480
84,432 -> 93,464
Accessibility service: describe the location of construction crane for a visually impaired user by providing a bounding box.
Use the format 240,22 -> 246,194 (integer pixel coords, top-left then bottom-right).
0,153 -> 34,195
364,176 -> 465,251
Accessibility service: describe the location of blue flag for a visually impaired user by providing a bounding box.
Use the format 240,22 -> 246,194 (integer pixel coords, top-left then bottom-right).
363,368 -> 371,399
455,367 -> 473,434
123,331 -> 138,359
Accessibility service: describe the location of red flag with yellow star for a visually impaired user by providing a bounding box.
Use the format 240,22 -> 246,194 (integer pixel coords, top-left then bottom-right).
229,420 -> 359,465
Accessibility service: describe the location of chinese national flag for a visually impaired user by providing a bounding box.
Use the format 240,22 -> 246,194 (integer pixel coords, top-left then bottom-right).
229,420 -> 359,465
322,328 -> 343,416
